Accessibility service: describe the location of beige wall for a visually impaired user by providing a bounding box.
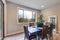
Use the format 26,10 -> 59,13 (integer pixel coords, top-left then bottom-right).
6,2 -> 41,36
42,4 -> 60,32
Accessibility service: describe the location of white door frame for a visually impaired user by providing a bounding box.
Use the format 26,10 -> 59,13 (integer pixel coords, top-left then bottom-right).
48,16 -> 57,24
48,16 -> 57,32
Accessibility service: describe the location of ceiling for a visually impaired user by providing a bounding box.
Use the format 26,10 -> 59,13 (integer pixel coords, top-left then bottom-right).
6,0 -> 60,10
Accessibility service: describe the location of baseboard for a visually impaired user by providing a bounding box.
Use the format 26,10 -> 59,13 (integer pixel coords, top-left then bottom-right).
5,31 -> 24,37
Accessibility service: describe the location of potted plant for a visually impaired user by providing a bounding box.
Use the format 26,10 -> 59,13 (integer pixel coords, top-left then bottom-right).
37,15 -> 44,27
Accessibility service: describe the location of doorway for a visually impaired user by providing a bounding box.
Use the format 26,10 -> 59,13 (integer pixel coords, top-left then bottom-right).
48,16 -> 57,31
48,16 -> 57,40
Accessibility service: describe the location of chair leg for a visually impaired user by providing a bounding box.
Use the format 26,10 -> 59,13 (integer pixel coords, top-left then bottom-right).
29,38 -> 31,40
47,36 -> 48,40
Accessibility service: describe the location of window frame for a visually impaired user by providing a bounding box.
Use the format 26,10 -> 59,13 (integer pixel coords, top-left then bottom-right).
17,8 -> 37,24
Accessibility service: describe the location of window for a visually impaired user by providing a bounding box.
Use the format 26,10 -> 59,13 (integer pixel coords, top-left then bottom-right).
18,9 -> 36,23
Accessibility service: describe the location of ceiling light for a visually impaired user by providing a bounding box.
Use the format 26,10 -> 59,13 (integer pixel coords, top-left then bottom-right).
41,5 -> 44,7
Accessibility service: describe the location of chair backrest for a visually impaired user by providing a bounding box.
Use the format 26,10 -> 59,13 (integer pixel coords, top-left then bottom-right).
49,23 -> 53,36
29,23 -> 34,27
24,26 -> 29,38
50,23 -> 53,30
41,25 -> 48,38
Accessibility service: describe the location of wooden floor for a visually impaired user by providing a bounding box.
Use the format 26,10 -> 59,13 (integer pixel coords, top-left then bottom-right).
56,33 -> 60,40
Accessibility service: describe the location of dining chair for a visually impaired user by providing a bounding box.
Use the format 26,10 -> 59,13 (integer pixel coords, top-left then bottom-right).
48,23 -> 53,40
24,26 -> 37,40
40,25 -> 48,40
